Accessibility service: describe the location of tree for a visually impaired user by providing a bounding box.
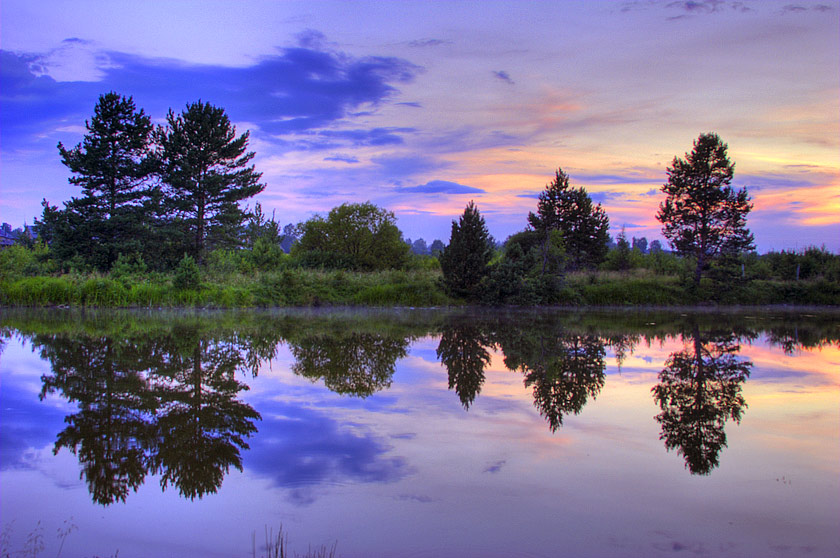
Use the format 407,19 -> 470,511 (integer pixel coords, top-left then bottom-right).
429,239 -> 445,257
652,326 -> 752,475
528,168 -> 610,270
55,92 -> 154,269
156,101 -> 264,263
439,201 -> 495,299
657,133 -> 754,285
293,202 -> 409,270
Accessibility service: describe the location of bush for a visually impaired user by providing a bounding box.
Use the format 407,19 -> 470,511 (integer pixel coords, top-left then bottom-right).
173,255 -> 201,290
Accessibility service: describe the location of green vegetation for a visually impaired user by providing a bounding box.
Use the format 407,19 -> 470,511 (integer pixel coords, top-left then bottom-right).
0,96 -> 836,309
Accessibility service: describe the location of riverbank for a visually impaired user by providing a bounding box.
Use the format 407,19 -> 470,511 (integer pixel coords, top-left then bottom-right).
2,268 -> 839,308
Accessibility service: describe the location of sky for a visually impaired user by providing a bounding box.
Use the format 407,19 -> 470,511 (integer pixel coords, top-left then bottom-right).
1,0 -> 838,253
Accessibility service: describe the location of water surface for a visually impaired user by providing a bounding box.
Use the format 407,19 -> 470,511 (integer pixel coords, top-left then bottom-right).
1,308 -> 838,557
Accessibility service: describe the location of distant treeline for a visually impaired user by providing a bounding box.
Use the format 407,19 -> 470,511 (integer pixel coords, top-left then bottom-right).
1,93 -> 838,307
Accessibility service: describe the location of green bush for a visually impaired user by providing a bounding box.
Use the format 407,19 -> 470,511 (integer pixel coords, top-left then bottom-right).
173,255 -> 201,290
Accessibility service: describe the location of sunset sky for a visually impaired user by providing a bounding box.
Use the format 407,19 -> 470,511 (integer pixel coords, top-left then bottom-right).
1,0 -> 838,252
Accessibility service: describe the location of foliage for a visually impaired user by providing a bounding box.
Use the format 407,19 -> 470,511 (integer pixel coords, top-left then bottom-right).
173,255 -> 201,291
527,168 -> 610,270
479,229 -> 564,305
54,92 -> 155,271
439,201 -> 495,300
293,202 -> 409,271
652,327 -> 752,474
156,100 -> 265,263
657,133 -> 754,285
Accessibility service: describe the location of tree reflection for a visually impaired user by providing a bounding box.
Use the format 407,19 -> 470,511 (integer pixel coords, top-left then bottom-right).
150,327 -> 261,499
652,326 -> 752,475
34,326 -> 262,504
436,319 -> 493,409
499,327 -> 606,432
289,332 -> 408,397
38,335 -> 157,505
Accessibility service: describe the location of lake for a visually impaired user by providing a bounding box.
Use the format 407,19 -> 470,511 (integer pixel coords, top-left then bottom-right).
1,307 -> 838,558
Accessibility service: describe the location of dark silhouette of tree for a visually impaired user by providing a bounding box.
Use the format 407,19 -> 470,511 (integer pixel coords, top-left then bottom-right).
53,92 -> 154,270
156,100 -> 264,263
436,318 -> 493,409
652,326 -> 752,475
33,322 -> 264,504
527,168 -> 610,270
499,327 -> 606,432
440,201 -> 495,299
37,335 -> 157,505
289,332 -> 409,397
150,328 -> 261,499
657,133 -> 754,285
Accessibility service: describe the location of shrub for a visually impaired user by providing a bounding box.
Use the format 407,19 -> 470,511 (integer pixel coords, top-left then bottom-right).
173,255 -> 201,290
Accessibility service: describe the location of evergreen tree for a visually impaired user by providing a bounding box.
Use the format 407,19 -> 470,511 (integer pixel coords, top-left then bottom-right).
55,92 -> 154,269
527,168 -> 610,270
657,133 -> 754,285
440,201 -> 494,299
156,101 -> 264,263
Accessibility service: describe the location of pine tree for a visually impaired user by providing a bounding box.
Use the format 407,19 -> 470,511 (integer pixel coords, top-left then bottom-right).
156,101 -> 264,263
56,92 -> 154,269
440,201 -> 494,299
527,168 -> 610,270
657,133 -> 754,285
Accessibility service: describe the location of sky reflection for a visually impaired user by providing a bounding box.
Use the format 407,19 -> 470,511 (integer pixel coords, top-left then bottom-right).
0,309 -> 838,557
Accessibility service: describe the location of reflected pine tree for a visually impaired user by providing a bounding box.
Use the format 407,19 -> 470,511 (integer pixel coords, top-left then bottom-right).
37,335 -> 157,505
499,327 -> 606,431
652,325 -> 752,475
33,324 -> 264,504
149,326 -> 261,499
289,332 -> 409,397
436,319 -> 493,409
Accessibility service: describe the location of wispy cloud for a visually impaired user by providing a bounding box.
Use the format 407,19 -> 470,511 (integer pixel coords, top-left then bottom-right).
493,70 -> 515,85
396,180 -> 485,195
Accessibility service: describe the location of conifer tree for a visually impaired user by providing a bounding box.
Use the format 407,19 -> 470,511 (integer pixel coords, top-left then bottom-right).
56,92 -> 154,269
440,201 -> 494,299
657,133 -> 754,285
528,168 -> 609,270
156,101 -> 264,263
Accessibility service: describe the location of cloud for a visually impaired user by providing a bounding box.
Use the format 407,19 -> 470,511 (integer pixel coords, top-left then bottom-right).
483,460 -> 506,474
407,38 -> 449,48
323,154 -> 359,163
575,173 -> 658,185
317,127 -> 416,146
244,402 -> 409,503
396,101 -> 422,108
493,70 -> 515,85
397,180 -> 485,195
0,37 -> 422,146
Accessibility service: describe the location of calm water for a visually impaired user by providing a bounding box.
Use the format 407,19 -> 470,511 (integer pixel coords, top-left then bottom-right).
1,308 -> 838,558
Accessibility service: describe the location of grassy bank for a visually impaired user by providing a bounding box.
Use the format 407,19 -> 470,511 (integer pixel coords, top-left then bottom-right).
0,268 -> 449,308
1,267 -> 839,307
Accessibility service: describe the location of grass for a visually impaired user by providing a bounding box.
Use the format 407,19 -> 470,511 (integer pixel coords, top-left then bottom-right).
251,525 -> 337,558
1,266 -> 838,308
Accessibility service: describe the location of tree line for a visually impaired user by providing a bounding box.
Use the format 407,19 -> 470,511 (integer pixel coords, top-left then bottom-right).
6,92 -> 838,300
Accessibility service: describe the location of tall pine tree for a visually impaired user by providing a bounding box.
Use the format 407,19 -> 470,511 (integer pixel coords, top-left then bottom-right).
56,92 -> 154,269
527,168 -> 609,271
657,133 -> 754,285
156,101 -> 264,263
440,201 -> 494,299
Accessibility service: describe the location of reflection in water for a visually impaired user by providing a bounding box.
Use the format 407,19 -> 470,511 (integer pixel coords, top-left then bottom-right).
4,307 -> 837,510
36,326 -> 261,504
499,328 -> 606,432
652,325 -> 753,475
437,318 -> 492,409
149,327 -> 260,499
289,332 -> 409,397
